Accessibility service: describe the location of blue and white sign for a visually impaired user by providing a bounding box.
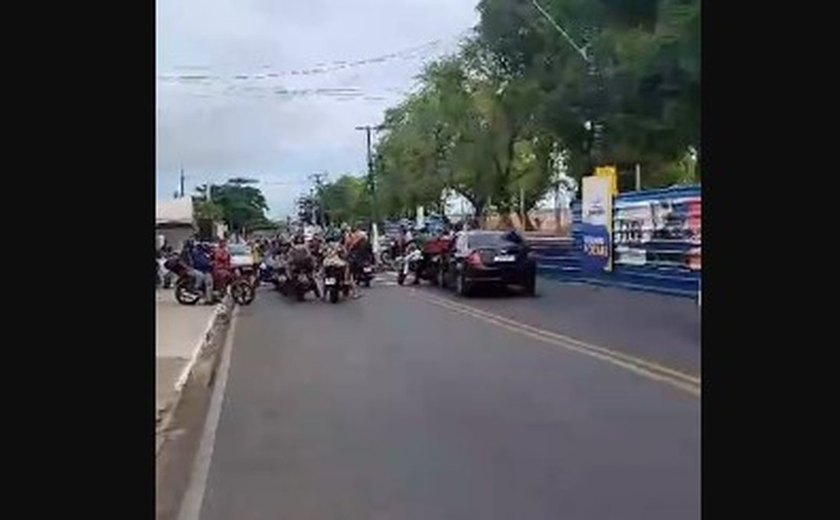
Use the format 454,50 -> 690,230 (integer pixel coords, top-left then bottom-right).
581,176 -> 613,273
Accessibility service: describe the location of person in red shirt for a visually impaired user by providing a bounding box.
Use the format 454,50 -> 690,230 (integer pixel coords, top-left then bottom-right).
214,239 -> 232,269
213,239 -> 233,288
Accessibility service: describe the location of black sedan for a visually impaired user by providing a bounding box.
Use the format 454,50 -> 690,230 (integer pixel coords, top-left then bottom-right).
440,230 -> 537,297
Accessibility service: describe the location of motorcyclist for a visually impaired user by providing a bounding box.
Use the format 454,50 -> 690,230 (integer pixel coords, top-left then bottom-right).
320,242 -> 352,299
345,225 -> 368,270
213,238 -> 233,287
308,233 -> 325,270
333,241 -> 361,299
415,228 -> 453,285
177,240 -> 201,290
191,242 -> 215,304
288,233 -> 318,289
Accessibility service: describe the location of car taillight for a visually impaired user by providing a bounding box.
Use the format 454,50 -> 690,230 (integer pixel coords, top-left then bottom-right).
467,251 -> 483,267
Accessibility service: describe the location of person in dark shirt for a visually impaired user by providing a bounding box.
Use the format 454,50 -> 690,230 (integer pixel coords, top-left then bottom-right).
191,243 -> 215,304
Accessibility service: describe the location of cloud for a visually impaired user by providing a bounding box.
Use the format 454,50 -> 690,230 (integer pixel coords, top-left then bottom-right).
156,0 -> 479,218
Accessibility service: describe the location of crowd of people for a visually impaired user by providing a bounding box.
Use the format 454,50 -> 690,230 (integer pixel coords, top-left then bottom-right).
157,224 -> 376,301
254,224 -> 374,300
156,219 -> 471,304
155,238 -> 235,305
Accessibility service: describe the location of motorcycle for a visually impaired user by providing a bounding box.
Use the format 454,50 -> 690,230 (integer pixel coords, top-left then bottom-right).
322,261 -> 350,303
378,237 -> 397,268
279,262 -> 320,302
352,259 -> 375,288
258,261 -> 280,289
233,264 -> 258,290
396,247 -> 423,285
168,260 -> 255,306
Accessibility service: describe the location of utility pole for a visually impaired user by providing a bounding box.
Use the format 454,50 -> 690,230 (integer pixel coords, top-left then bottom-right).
354,125 -> 382,224
355,124 -> 383,260
179,166 -> 185,198
309,172 -> 327,226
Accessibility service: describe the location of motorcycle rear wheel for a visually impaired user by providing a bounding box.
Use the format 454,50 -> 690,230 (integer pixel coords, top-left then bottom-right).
329,287 -> 339,303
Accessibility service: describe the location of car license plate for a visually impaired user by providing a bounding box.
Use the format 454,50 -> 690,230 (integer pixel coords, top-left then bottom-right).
324,277 -> 336,285
494,254 -> 516,262
363,266 -> 372,273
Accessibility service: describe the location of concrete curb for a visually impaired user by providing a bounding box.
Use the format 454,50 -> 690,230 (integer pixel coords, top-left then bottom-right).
174,296 -> 232,392
156,294 -> 234,456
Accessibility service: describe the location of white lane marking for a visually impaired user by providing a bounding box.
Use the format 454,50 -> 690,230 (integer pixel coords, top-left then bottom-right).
176,307 -> 240,520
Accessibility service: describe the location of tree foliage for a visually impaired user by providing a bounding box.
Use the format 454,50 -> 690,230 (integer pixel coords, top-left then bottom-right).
356,0 -> 699,223
193,178 -> 270,232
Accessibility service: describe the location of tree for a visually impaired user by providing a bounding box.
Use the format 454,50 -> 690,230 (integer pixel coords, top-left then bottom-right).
318,175 -> 373,226
475,0 -> 700,184
194,179 -> 270,233
372,0 -> 699,223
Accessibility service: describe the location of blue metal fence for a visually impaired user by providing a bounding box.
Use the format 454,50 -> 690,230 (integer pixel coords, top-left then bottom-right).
532,185 -> 701,298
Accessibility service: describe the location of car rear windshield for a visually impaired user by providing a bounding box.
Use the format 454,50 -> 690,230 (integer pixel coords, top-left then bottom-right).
468,232 -> 524,248
230,245 -> 250,255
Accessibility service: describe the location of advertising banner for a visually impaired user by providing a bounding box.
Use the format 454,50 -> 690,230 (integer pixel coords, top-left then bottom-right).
613,195 -> 701,270
581,176 -> 613,273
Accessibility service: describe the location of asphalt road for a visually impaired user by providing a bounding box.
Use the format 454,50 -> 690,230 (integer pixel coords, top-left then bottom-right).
187,278 -> 700,520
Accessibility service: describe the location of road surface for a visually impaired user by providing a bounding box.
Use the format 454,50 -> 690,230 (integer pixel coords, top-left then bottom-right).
181,278 -> 700,520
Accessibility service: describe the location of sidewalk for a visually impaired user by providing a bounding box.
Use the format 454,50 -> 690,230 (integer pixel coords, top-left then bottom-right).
155,289 -> 218,421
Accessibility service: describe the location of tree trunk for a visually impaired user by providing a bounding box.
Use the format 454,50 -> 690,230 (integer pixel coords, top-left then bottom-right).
473,197 -> 488,229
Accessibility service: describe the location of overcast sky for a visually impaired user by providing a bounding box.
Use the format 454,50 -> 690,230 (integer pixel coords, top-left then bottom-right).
156,0 -> 480,219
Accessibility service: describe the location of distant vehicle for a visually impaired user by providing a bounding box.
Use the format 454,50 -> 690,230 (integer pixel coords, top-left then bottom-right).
440,230 -> 537,297
229,243 -> 255,268
228,243 -> 257,287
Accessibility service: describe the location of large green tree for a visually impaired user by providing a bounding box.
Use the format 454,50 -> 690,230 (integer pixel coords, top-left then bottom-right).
476,0 -> 700,184
194,178 -> 270,232
372,0 -> 699,220
318,174 -> 373,226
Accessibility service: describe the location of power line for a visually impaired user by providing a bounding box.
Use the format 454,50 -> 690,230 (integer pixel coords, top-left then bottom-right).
157,30 -> 471,84
530,0 -> 589,63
